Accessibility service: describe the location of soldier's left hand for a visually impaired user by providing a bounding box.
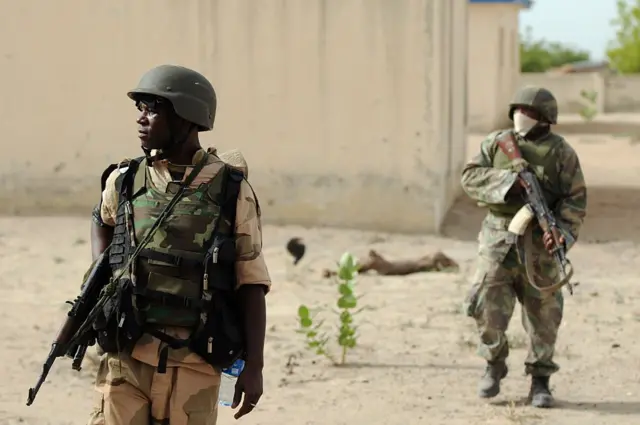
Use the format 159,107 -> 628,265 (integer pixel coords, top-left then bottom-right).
232,364 -> 263,420
543,228 -> 564,254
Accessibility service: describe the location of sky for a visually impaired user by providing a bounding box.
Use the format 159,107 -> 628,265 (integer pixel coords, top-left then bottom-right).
519,0 -> 619,61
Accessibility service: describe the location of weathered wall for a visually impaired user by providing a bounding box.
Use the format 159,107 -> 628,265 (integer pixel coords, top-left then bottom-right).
0,0 -> 467,233
605,75 -> 640,112
520,72 -> 640,115
519,72 -> 605,114
467,3 -> 522,132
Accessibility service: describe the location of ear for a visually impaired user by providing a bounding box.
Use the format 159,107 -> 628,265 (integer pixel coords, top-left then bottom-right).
171,114 -> 198,136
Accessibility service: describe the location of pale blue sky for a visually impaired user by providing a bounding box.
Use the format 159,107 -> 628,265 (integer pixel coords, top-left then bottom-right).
519,0 -> 619,60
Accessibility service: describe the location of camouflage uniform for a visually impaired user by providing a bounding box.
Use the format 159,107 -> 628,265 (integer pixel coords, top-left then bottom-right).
461,86 -> 587,407
87,66 -> 271,425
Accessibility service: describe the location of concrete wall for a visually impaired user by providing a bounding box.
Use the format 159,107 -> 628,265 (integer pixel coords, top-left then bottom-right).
467,3 -> 522,132
519,72 -> 640,114
605,75 -> 640,112
519,72 -> 605,114
0,0 -> 467,234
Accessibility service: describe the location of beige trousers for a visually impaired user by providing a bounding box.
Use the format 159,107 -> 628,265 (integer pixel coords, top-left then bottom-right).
87,353 -> 221,425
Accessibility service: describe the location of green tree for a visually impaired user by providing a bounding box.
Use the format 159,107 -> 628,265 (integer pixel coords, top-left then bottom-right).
520,26 -> 591,72
606,0 -> 640,73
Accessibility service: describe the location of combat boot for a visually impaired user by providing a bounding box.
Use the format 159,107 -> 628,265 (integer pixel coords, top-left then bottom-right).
478,361 -> 508,398
529,376 -> 554,408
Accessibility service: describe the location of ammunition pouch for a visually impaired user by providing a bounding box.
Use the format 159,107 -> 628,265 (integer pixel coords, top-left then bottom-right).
189,289 -> 244,368
93,278 -> 143,354
141,234 -> 244,370
190,234 -> 244,368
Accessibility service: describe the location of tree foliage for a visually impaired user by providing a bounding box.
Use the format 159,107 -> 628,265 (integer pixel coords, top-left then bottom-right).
520,26 -> 591,72
606,0 -> 640,73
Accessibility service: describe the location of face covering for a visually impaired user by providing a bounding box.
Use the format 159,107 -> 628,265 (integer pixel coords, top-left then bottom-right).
513,110 -> 538,137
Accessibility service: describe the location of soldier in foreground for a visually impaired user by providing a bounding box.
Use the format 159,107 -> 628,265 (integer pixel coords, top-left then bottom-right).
88,64 -> 271,424
461,86 -> 587,408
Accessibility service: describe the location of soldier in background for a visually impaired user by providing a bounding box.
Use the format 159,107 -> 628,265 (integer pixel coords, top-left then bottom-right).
460,86 -> 587,408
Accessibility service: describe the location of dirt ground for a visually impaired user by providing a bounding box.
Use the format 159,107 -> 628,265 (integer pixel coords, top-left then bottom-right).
2,133 -> 640,425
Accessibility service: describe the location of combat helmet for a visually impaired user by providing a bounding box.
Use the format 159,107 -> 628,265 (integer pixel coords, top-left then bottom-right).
508,86 -> 558,125
127,64 -> 217,131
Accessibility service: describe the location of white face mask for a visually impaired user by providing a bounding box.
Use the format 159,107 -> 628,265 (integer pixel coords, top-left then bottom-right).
513,111 -> 538,136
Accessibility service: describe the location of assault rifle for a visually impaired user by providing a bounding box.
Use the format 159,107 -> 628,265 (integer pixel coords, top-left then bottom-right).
495,131 -> 575,295
26,248 -> 112,406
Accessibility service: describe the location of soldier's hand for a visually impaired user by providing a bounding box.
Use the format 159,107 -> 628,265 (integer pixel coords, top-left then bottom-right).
543,228 -> 565,254
232,364 -> 263,420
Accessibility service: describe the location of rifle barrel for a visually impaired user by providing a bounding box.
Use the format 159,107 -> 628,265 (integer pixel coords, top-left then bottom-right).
26,343 -> 59,406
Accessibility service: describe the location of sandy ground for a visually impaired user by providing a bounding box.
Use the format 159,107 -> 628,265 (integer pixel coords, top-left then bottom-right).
2,133 -> 640,425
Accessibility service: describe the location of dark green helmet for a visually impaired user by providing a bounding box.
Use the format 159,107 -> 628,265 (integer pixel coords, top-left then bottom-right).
508,86 -> 558,124
127,64 -> 216,131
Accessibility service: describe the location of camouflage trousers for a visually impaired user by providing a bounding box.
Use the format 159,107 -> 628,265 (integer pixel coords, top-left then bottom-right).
87,353 -> 221,425
464,249 -> 564,376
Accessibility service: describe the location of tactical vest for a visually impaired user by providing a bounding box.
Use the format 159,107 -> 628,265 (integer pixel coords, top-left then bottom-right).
95,154 -> 246,371
489,132 -> 563,216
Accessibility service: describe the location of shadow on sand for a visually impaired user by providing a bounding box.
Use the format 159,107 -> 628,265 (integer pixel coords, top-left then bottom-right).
490,397 -> 640,415
334,361 -> 481,371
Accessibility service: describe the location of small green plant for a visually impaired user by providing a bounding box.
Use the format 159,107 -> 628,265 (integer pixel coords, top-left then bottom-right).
579,89 -> 598,121
296,305 -> 336,364
297,252 -> 364,365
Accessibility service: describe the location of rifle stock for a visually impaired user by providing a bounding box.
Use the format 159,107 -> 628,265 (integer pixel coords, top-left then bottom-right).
26,248 -> 112,406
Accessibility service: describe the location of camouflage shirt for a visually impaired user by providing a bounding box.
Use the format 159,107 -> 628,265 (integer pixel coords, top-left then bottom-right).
461,130 -> 587,261
100,148 -> 271,374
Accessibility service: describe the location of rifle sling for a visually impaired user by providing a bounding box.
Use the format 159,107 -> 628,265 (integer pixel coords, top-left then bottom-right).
516,223 -> 574,294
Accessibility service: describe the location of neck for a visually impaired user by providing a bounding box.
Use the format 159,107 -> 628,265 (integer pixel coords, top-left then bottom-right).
163,133 -> 201,165
526,124 -> 550,141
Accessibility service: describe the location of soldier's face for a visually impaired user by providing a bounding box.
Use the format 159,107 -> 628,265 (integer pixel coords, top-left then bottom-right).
515,106 -> 540,122
135,96 -> 173,150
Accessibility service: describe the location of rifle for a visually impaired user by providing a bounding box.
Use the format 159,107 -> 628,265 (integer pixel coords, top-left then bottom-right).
26,248 -> 112,406
495,131 -> 575,295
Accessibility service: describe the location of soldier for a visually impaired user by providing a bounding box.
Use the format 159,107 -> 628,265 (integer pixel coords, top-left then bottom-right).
461,86 -> 587,408
88,64 -> 271,424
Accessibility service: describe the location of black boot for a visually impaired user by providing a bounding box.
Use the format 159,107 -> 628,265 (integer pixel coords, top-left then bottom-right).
478,361 -> 508,398
529,376 -> 554,408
